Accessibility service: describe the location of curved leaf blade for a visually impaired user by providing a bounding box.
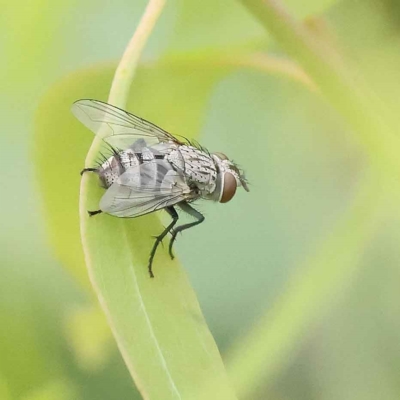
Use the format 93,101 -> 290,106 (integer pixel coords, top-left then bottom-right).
36,61 -> 236,399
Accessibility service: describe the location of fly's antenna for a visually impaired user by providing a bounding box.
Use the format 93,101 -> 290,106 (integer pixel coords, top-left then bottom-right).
231,160 -> 250,190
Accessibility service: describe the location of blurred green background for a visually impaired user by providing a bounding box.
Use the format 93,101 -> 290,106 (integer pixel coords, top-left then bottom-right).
3,0 -> 400,398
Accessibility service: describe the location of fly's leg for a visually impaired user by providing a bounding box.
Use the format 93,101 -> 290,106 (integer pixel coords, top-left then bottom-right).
148,206 -> 179,278
88,210 -> 102,217
169,202 -> 205,260
80,167 -> 98,176
81,169 -> 101,216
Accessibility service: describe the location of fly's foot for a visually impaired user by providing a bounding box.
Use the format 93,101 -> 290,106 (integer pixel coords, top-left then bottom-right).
147,207 -> 179,278
88,210 -> 102,217
148,234 -> 164,278
147,256 -> 155,278
148,264 -> 155,278
168,235 -> 176,260
80,168 -> 98,176
148,252 -> 156,278
168,229 -> 177,260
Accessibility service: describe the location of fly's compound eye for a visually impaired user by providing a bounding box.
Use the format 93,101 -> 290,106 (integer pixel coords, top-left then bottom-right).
220,172 -> 237,203
213,152 -> 229,161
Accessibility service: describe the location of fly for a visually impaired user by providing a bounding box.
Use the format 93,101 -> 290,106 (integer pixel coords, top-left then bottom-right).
72,99 -> 249,277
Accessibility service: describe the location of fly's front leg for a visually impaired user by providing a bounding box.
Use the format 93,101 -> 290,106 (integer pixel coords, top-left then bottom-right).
81,168 -> 101,216
169,202 -> 205,260
80,167 -> 98,176
148,206 -> 179,278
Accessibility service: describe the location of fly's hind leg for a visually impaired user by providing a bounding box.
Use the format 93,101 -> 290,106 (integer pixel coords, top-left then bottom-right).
169,202 -> 205,260
148,206 -> 179,278
88,210 -> 102,217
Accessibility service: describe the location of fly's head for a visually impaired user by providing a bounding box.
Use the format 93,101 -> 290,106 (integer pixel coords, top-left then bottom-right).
209,152 -> 249,203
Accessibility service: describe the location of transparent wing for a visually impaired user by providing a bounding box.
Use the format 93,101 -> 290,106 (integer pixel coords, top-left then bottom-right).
72,99 -> 182,148
99,159 -> 192,218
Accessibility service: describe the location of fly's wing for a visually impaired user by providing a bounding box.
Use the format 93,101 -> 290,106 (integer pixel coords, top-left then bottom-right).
99,159 -> 192,217
71,99 -> 183,149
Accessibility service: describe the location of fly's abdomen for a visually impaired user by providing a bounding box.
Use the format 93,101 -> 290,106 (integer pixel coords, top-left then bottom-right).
99,148 -> 140,188
98,144 -> 172,188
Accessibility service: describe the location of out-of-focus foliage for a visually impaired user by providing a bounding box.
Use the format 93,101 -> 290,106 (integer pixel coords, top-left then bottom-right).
2,0 -> 400,399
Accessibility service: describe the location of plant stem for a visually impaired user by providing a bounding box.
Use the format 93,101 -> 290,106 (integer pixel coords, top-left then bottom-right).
108,0 -> 167,109
84,0 -> 166,167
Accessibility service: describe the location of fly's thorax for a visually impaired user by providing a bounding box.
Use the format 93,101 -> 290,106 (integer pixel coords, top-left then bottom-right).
167,145 -> 217,194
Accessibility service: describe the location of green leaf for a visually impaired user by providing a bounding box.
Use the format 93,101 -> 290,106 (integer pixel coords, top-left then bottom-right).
21,379 -> 77,400
284,0 -> 338,18
170,0 -> 268,51
170,0 -> 340,52
35,65 -> 110,291
0,375 -> 11,400
35,60 -> 236,399
65,305 -> 114,371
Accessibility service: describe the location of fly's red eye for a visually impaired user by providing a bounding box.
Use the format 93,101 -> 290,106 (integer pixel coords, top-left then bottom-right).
220,172 -> 237,203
